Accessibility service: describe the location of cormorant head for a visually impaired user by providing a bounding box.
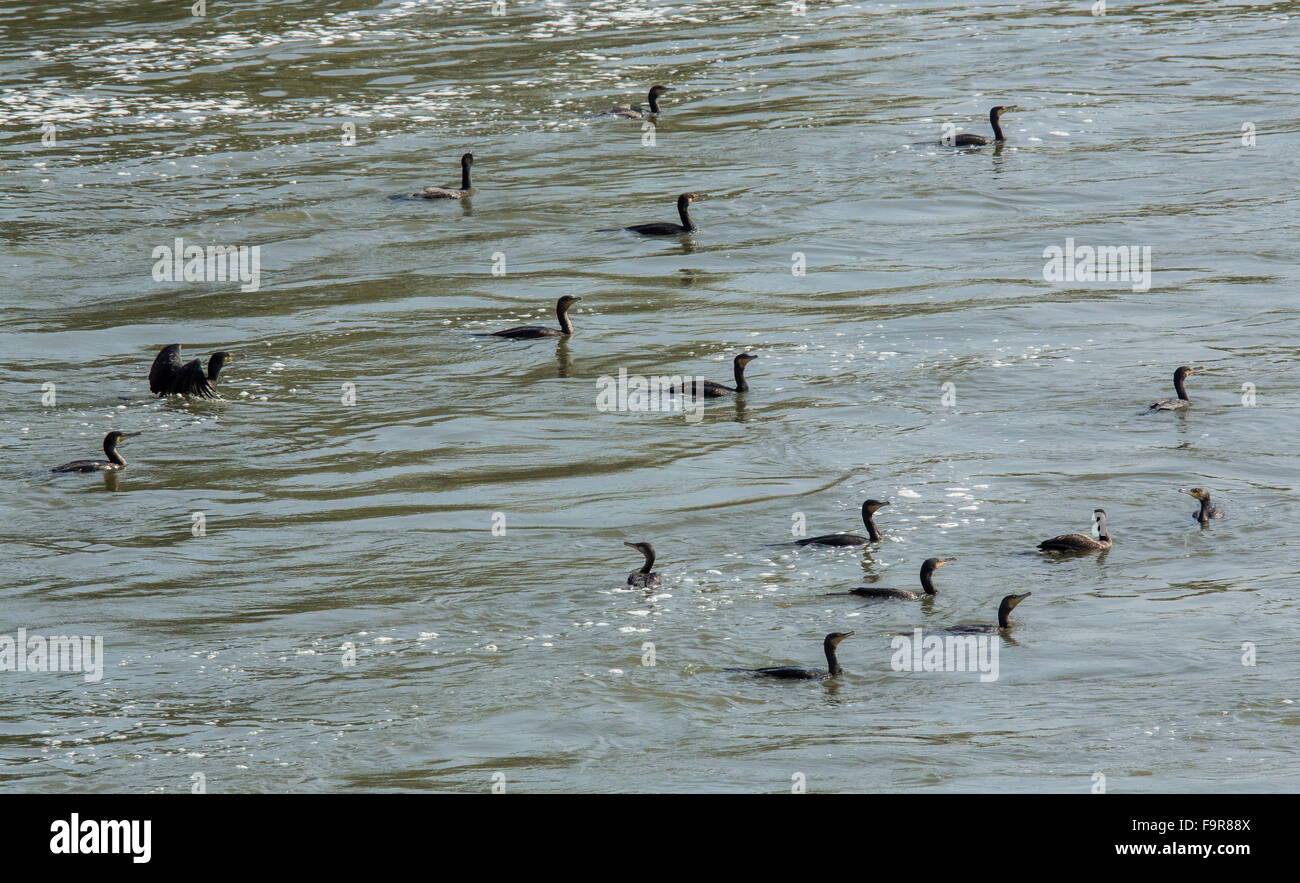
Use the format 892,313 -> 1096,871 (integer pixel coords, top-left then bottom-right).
990,105 -> 1019,118
104,430 -> 140,447
649,85 -> 672,97
923,557 -> 956,573
1174,365 -> 1198,381
734,352 -> 758,365
461,152 -> 474,167
623,540 -> 655,557
209,351 -> 234,378
824,631 -> 855,647
1179,487 -> 1210,501
1000,592 -> 1031,612
557,294 -> 582,310
863,499 -> 890,514
677,192 -> 699,207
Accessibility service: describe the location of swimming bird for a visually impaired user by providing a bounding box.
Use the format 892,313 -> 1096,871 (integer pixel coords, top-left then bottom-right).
937,593 -> 1031,633
51,431 -> 139,473
624,541 -> 662,588
607,85 -> 672,119
725,632 -> 855,680
477,295 -> 581,339
949,105 -> 1018,146
667,352 -> 757,397
626,193 -> 698,235
409,152 -> 474,200
1179,487 -> 1224,525
1146,365 -> 1201,412
1038,508 -> 1111,553
148,344 -> 233,399
828,557 -> 954,599
797,499 -> 890,547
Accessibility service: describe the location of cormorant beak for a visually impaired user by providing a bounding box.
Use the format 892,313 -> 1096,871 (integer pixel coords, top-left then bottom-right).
838,631 -> 856,642
1177,487 -> 1192,496
877,501 -> 891,508
938,557 -> 956,567
120,432 -> 142,438
1008,592 -> 1031,608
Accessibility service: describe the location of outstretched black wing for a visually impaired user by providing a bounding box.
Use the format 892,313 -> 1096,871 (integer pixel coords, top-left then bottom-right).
149,344 -> 217,398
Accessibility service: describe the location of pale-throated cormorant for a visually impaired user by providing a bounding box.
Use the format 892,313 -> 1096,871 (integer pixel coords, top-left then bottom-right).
626,193 -> 698,235
829,557 -> 954,599
797,499 -> 890,546
149,344 -> 233,399
668,352 -> 757,397
478,295 -> 580,339
409,152 -> 474,200
624,541 -> 662,588
51,431 -> 139,473
1146,365 -> 1201,412
607,85 -> 672,119
1038,508 -> 1111,553
1179,487 -> 1224,525
726,631 -> 855,680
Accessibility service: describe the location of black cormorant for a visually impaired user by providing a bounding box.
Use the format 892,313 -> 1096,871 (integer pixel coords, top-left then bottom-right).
149,344 -> 233,399
478,295 -> 581,339
938,593 -> 1031,633
608,85 -> 672,119
51,431 -> 139,473
1038,508 -> 1111,553
1146,365 -> 1200,412
410,152 -> 474,200
950,105 -> 1018,146
725,631 -> 855,680
797,499 -> 890,547
624,541 -> 662,588
829,557 -> 954,599
668,352 -> 757,397
626,193 -> 698,235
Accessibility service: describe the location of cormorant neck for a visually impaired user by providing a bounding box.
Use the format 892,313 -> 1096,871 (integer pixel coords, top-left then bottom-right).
639,547 -> 655,574
647,90 -> 660,113
920,566 -> 937,595
207,358 -> 224,381
104,438 -> 125,467
862,509 -> 881,542
990,110 -> 1005,142
732,356 -> 748,392
1197,497 -> 1212,523
1174,374 -> 1189,401
460,158 -> 472,191
824,640 -> 841,676
997,602 -> 1013,629
557,301 -> 575,335
678,200 -> 695,232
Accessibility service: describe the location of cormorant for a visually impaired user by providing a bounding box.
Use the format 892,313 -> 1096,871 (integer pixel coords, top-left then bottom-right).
938,593 -> 1031,633
726,632 -> 855,680
478,295 -> 581,339
1146,365 -> 1201,412
950,105 -> 1018,146
668,352 -> 757,397
51,431 -> 139,473
829,557 -> 954,599
797,499 -> 890,546
626,193 -> 698,235
624,541 -> 662,588
1038,508 -> 1111,553
149,345 -> 233,399
607,85 -> 672,119
1179,487 -> 1224,525
409,152 -> 474,200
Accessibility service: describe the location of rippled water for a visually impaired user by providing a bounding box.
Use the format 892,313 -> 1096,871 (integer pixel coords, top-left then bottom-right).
2,0 -> 1297,793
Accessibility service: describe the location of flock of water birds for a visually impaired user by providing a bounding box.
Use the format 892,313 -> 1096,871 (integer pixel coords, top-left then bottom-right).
47,85 -> 1229,682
